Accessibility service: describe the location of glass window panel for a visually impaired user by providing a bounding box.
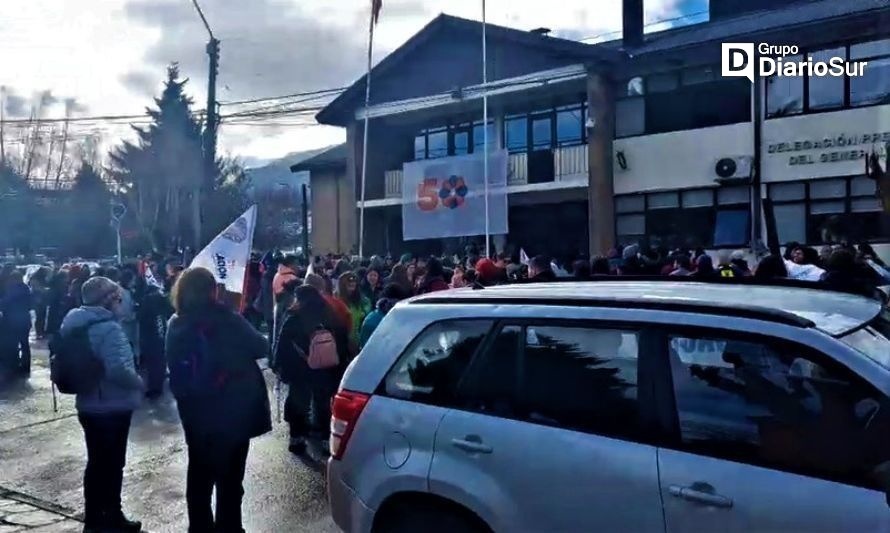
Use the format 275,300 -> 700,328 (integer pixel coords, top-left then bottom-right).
774,203 -> 806,244
414,134 -> 426,160
668,333 -> 888,489
808,48 -> 845,110
766,55 -> 803,117
681,66 -> 716,85
850,57 -> 890,106
616,98 -> 645,137
473,121 -> 496,153
616,195 -> 645,213
505,116 -> 528,153
617,214 -> 645,235
532,115 -> 553,150
851,176 -> 877,196
384,320 -> 492,405
810,178 -> 846,199
717,186 -> 750,205
810,200 -> 845,215
427,129 -> 448,159
852,197 -> 881,212
850,38 -> 890,59
648,72 -> 679,93
648,191 -> 680,209
682,189 -> 714,208
714,209 -> 750,246
453,130 -> 469,155
770,182 -> 806,201
556,107 -> 583,146
645,208 -> 714,249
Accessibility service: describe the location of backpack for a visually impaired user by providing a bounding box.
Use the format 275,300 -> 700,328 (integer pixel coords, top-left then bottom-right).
169,323 -> 225,399
49,318 -> 112,394
307,326 -> 339,370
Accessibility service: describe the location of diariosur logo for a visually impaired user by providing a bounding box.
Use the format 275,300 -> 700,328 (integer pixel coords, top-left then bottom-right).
722,43 -> 868,83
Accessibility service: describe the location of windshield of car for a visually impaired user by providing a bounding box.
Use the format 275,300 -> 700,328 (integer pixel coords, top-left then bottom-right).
841,308 -> 890,369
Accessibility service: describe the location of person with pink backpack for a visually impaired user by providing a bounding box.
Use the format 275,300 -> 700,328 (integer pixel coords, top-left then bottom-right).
274,284 -> 351,456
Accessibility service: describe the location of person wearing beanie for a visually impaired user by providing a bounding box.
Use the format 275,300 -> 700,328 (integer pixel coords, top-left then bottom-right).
474,258 -> 502,287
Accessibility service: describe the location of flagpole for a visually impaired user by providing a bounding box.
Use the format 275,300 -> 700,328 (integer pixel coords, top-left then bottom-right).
359,6 -> 375,259
482,0 -> 490,258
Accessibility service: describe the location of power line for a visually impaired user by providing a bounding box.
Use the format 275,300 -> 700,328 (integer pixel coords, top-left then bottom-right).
578,9 -> 709,42
218,86 -> 348,107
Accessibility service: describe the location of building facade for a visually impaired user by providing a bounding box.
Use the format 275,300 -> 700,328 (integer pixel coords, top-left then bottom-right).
305,0 -> 890,260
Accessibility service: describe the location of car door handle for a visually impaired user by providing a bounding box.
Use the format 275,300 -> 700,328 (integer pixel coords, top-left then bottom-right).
451,436 -> 493,454
669,484 -> 733,509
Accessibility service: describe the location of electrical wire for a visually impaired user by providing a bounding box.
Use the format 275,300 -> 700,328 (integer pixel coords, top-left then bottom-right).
577,9 -> 709,42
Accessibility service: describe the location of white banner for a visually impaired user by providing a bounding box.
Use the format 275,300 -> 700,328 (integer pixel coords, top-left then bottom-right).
402,150 -> 508,241
190,205 -> 257,293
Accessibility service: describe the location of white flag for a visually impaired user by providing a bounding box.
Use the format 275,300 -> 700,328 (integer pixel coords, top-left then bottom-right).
519,248 -> 530,266
144,266 -> 164,290
190,205 -> 257,293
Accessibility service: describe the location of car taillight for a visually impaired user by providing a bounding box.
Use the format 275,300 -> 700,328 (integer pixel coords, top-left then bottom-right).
330,390 -> 370,460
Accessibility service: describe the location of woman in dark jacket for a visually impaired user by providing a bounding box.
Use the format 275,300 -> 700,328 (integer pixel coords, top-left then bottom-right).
275,284 -> 350,456
0,270 -> 32,376
416,257 -> 449,294
45,269 -> 70,336
165,267 -> 271,533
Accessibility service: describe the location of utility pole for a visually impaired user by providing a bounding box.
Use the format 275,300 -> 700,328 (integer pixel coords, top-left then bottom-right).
301,183 -> 310,258
191,0 -> 219,251
0,86 -> 5,165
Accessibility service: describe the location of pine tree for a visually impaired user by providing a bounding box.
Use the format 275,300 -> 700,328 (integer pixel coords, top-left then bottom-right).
109,64 -> 204,253
66,163 -> 112,258
0,161 -> 35,253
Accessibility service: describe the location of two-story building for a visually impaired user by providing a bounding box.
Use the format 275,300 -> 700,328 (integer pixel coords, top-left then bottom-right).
301,0 -> 890,260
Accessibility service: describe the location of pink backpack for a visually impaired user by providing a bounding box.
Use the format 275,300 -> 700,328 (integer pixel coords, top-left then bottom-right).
307,327 -> 339,369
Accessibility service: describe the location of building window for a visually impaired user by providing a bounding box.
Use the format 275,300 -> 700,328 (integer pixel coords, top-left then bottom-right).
615,187 -> 750,249
427,128 -> 448,159
505,114 -> 528,153
531,113 -> 553,151
766,54 -> 803,117
473,120 -> 496,153
766,38 -> 890,118
767,176 -> 889,245
451,123 -> 471,156
808,47 -> 846,111
556,105 -> 584,147
414,134 -> 426,160
616,98 -> 645,137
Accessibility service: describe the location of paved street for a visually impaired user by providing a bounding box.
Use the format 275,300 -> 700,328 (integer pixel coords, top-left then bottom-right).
0,342 -> 338,533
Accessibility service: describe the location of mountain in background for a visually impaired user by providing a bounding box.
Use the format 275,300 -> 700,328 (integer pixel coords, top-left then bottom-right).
244,146 -> 332,195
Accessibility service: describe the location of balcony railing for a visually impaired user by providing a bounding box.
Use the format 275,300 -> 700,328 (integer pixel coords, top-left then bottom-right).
384,169 -> 403,199
381,145 -> 588,199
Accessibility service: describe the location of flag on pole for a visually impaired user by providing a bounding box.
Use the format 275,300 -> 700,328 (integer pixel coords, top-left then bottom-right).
190,205 -> 257,293
371,0 -> 383,25
519,248 -> 530,266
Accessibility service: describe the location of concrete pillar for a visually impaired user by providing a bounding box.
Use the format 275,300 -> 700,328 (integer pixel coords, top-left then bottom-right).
586,69 -> 616,256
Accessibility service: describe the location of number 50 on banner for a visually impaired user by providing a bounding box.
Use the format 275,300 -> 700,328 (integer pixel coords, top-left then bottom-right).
416,175 -> 469,211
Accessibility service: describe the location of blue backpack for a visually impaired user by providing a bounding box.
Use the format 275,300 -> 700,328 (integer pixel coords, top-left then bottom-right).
169,323 -> 225,398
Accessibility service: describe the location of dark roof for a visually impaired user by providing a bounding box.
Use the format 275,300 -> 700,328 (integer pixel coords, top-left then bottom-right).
289,143 -> 347,173
410,280 -> 881,335
317,14 -> 621,125
627,0 -> 890,55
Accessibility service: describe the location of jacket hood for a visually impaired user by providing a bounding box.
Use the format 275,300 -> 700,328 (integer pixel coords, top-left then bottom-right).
60,306 -> 115,332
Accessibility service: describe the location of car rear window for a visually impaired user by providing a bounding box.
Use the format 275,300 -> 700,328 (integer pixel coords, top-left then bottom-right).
382,320 -> 493,406
841,309 -> 890,370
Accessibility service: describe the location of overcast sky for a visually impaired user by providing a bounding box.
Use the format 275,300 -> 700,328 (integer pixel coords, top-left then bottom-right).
0,0 -> 706,166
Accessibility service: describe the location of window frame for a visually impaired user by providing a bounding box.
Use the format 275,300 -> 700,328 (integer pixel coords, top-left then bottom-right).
767,176 -> 889,245
654,324 -> 890,490
765,36 -> 890,119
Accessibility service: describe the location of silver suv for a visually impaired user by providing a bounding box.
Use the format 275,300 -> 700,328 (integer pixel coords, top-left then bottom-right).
327,281 -> 890,533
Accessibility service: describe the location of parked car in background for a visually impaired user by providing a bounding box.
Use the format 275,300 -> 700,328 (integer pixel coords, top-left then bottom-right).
328,280 -> 890,533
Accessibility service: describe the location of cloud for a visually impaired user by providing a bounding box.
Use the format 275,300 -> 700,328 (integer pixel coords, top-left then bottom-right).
64,97 -> 89,115
119,70 -> 160,98
1,87 -> 28,118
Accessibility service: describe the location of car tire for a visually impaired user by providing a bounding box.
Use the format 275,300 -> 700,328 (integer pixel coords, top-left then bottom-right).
375,501 -> 489,533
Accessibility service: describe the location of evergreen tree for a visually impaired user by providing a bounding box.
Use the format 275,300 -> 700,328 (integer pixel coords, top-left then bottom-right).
65,163 -> 113,258
109,64 -> 204,253
0,161 -> 35,253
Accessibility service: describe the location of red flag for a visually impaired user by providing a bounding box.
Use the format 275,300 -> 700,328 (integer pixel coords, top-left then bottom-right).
371,0 -> 382,25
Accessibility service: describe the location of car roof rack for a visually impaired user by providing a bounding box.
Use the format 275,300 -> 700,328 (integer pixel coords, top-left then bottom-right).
414,293 -> 816,328
483,275 -> 888,303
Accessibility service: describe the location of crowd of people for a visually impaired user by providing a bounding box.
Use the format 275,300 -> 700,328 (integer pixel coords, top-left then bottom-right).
0,239 -> 887,532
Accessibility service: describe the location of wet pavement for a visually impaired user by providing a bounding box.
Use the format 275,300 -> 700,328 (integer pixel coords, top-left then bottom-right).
0,342 -> 338,533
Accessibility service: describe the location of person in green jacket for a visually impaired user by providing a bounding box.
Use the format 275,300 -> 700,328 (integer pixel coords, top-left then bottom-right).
336,271 -> 371,346
359,284 -> 407,348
